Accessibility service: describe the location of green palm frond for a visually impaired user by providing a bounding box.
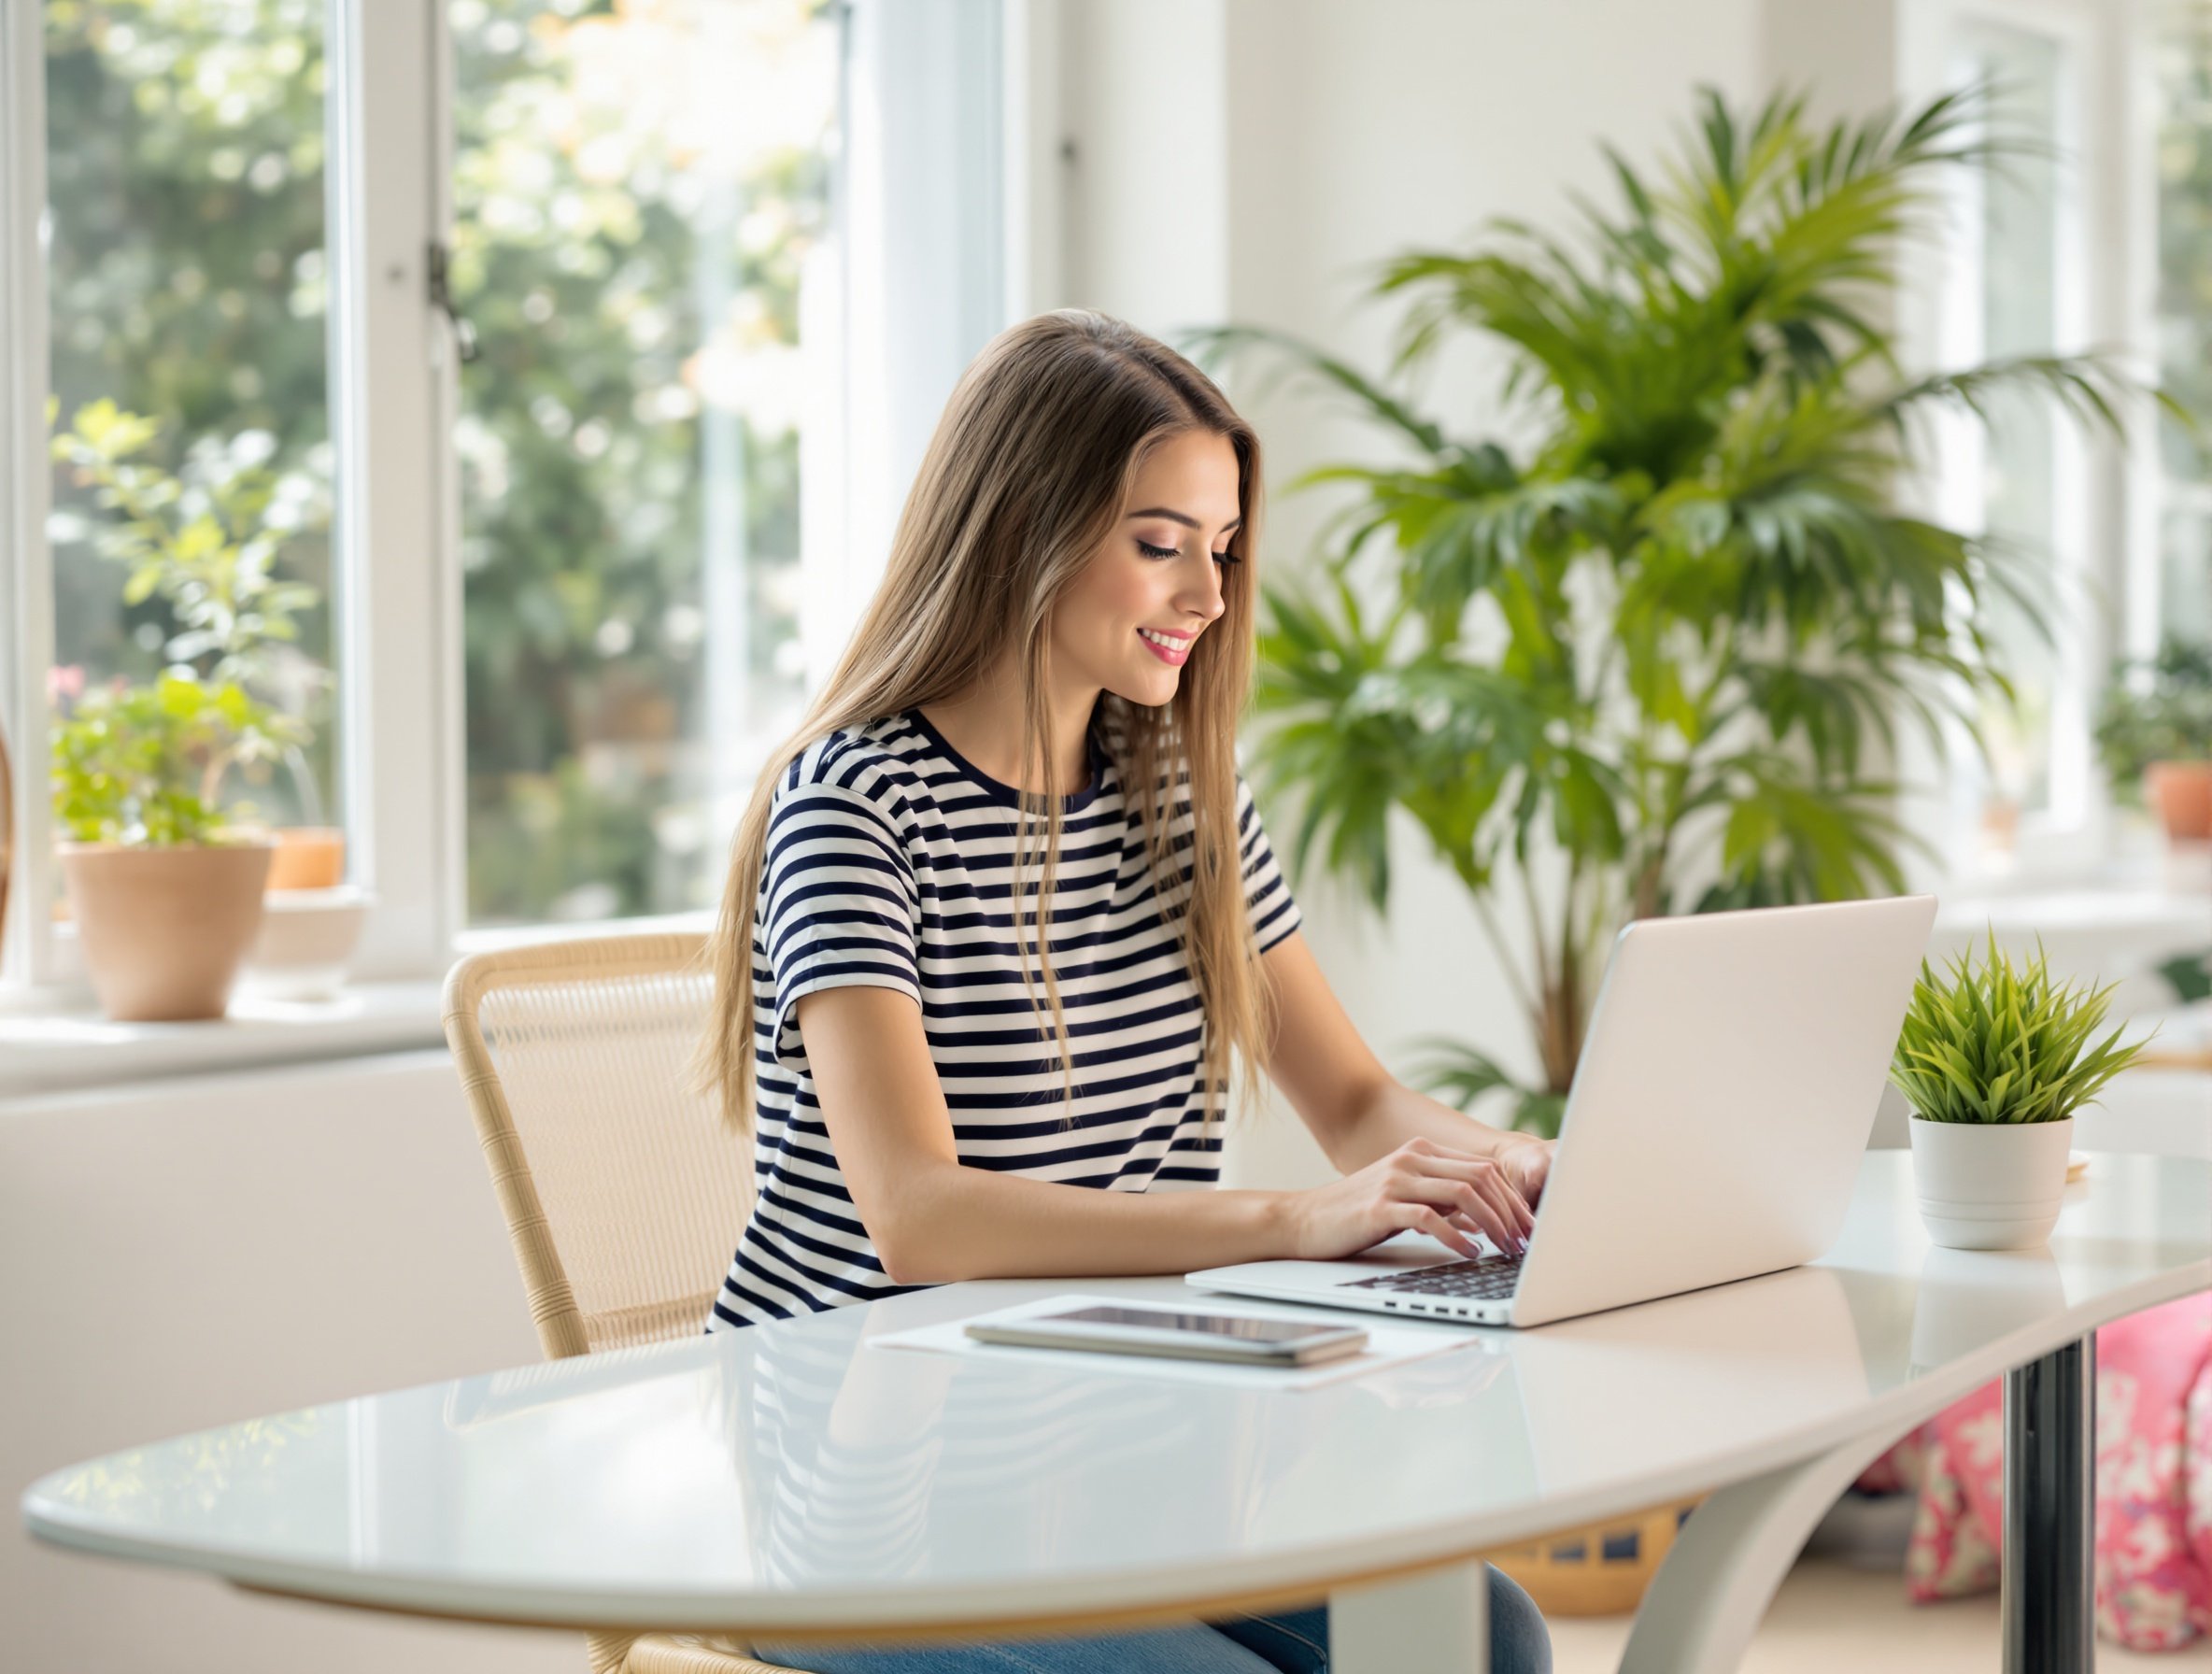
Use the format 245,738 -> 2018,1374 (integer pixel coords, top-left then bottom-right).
1402,1037 -> 1567,1139
1687,750 -> 1926,902
1179,322 -> 1453,456
1216,80 -> 2177,1122
1871,350 -> 2170,442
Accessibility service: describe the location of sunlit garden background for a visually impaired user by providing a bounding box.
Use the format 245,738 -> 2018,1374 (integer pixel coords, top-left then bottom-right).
44,0 -> 835,926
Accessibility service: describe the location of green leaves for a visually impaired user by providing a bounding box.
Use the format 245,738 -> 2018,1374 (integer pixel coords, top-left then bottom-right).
1700,751 -> 1918,902
50,401 -> 329,698
1890,932 -> 2153,1125
50,672 -> 298,848
1402,1036 -> 1567,1140
47,398 -> 333,845
1252,572 -> 1613,914
1208,79 -> 2177,1112
2094,634 -> 2212,792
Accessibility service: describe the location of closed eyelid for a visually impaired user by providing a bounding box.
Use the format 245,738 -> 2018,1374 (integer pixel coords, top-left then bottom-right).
1137,535 -> 1241,561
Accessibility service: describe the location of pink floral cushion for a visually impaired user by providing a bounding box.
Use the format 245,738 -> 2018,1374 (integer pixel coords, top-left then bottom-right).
1861,1293 -> 2212,1652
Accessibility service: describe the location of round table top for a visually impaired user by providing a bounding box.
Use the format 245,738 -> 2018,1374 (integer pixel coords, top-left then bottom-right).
21,1151 -> 2211,1639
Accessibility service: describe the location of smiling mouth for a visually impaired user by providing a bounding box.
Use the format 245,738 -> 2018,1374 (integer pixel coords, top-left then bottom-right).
1138,628 -> 1194,665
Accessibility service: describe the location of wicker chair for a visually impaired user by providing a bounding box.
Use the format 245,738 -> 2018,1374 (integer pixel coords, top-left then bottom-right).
442,931 -> 805,1674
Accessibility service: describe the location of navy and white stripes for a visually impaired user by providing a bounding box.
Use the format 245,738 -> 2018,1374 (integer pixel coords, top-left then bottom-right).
707,707 -> 1302,1331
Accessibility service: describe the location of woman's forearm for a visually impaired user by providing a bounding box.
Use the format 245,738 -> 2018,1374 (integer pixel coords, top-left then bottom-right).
1321,1077 -> 1517,1174
875,1165 -> 1295,1285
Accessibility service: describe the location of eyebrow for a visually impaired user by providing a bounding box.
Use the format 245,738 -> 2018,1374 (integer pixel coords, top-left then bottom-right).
1126,506 -> 1243,533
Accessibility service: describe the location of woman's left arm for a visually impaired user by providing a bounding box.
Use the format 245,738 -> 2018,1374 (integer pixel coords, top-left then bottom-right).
1257,929 -> 1556,1206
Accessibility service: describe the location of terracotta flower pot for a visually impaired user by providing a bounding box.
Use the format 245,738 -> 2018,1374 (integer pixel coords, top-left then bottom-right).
60,841 -> 275,1021
2144,761 -> 2212,843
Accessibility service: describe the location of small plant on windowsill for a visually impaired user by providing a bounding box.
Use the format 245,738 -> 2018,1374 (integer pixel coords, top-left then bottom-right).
2094,636 -> 2212,844
1891,932 -> 2151,1250
50,397 -> 341,888
49,668 -> 292,1022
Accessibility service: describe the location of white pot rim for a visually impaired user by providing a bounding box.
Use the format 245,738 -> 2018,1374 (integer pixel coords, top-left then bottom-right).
261,885 -> 376,913
1907,1113 -> 2076,1131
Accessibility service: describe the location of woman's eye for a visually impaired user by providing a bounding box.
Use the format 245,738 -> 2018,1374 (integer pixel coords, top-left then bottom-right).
1138,537 -> 1243,566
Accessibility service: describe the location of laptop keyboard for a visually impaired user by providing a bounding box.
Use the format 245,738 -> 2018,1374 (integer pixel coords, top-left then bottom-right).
1342,1254 -> 1524,1301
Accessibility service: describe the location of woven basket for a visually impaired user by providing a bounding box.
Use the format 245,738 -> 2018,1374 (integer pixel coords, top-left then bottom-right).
1483,1497 -> 1703,1617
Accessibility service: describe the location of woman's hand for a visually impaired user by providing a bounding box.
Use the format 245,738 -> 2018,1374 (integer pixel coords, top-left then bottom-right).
1491,1132 -> 1556,1210
1283,1137 -> 1535,1264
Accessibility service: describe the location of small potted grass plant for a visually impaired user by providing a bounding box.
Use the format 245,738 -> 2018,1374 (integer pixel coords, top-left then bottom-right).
1891,933 -> 2151,1250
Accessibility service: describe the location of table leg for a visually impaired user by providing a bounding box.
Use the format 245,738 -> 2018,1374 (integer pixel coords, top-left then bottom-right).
1618,1426 -> 1907,1673
2003,1332 -> 2097,1674
1330,1558 -> 1490,1674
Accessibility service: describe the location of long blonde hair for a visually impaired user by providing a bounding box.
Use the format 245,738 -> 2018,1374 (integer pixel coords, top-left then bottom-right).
696,309 -> 1278,1143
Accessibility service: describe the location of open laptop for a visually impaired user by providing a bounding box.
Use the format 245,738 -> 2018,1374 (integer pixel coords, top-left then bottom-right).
1187,895 -> 1937,1329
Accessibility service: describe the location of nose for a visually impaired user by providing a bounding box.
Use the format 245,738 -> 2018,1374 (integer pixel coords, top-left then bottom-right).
1178,551 -> 1228,627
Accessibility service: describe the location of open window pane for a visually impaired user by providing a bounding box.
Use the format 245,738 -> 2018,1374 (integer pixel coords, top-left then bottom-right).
43,1 -> 341,859
1935,16 -> 2095,871
452,0 -> 840,928
2155,10 -> 2212,651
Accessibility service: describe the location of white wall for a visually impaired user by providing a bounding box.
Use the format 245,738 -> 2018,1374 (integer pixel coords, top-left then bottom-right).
1196,0 -> 1763,1185
1057,0 -> 1231,337
2,1052 -> 574,1674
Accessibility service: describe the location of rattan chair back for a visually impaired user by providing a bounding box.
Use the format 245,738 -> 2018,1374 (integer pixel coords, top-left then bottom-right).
443,930 -> 751,1358
444,931 -> 794,1674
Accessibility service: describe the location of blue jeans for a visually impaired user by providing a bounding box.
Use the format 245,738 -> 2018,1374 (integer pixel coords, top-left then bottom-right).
749,1566 -> 1552,1673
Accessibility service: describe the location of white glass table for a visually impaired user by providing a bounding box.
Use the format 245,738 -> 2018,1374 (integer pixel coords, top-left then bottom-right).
21,1153 -> 2210,1674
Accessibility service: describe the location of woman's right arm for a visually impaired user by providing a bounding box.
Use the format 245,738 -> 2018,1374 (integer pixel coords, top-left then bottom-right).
796,986 -> 1531,1286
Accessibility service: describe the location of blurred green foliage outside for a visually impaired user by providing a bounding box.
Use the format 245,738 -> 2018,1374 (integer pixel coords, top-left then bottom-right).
44,0 -> 835,925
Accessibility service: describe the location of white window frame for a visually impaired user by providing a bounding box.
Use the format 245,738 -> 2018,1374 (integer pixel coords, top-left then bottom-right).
1,0 -> 56,997
1893,0 -> 2114,888
1896,0 -> 2170,891
2122,0 -> 2207,667
2,0 -> 1014,1006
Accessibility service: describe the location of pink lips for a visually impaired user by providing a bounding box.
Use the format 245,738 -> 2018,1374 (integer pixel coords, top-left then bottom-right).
1138,630 -> 1191,667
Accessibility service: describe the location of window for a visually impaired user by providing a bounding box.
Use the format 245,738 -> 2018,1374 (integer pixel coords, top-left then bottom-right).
1929,7 -> 2102,876
1,0 -> 1011,999
1902,0 -> 2212,887
43,0 -> 341,880
2151,7 -> 2212,657
450,0 -> 838,929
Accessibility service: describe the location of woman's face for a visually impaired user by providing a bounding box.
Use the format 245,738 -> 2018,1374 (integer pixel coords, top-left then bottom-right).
1052,428 -> 1241,710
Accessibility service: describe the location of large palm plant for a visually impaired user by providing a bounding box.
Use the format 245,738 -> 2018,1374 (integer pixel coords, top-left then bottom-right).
1191,86 -> 2167,1137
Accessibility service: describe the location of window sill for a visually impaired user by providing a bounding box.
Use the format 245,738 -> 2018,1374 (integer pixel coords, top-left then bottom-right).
1934,879 -> 2210,947
0,910 -> 720,1101
0,980 -> 447,1102
1932,861 -> 2212,1015
1936,835 -> 2211,903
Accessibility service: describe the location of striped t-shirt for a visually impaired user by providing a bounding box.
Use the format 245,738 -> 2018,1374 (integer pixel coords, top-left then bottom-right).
706,706 -> 1302,1331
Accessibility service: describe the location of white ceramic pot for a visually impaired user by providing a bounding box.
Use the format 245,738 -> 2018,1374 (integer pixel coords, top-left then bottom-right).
237,885 -> 372,1001
1908,1114 -> 2076,1251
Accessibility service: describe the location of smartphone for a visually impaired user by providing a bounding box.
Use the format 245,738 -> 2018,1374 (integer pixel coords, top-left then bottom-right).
963,1303 -> 1369,1366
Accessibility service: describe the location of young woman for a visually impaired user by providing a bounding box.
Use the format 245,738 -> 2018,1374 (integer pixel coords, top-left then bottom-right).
700,310 -> 1555,1674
